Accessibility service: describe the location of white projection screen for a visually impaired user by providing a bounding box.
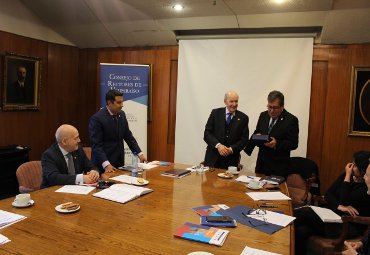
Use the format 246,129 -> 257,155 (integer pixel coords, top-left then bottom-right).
175,38 -> 313,171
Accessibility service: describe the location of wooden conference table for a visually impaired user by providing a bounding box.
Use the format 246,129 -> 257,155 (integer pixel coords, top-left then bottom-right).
0,164 -> 294,255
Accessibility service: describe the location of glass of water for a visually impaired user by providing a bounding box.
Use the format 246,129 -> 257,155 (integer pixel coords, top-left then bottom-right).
196,164 -> 204,175
137,166 -> 144,179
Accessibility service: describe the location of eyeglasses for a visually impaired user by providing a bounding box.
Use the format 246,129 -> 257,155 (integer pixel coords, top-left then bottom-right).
267,105 -> 281,110
242,209 -> 268,227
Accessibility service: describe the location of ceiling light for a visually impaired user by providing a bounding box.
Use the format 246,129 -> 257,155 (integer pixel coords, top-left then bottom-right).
273,0 -> 285,4
173,4 -> 184,11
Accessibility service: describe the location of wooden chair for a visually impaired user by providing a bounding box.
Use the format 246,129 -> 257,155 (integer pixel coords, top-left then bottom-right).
287,174 -> 316,208
82,146 -> 92,160
16,161 -> 42,193
307,216 -> 370,255
287,157 -> 319,208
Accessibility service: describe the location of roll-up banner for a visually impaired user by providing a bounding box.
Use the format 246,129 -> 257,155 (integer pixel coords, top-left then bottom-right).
100,63 -> 149,164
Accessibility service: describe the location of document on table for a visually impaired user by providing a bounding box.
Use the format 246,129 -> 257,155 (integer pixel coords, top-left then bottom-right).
246,191 -> 291,201
0,210 -> 26,230
240,245 -> 281,255
55,185 -> 95,194
235,175 -> 261,183
0,234 -> 10,245
247,209 -> 295,227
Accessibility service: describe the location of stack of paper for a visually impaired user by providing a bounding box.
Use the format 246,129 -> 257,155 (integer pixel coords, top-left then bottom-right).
310,206 -> 342,223
240,245 -> 281,255
0,234 -> 10,245
0,210 -> 26,230
246,192 -> 291,201
55,185 -> 95,195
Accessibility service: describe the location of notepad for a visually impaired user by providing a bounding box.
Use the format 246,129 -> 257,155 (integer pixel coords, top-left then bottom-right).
92,183 -> 153,204
310,206 -> 342,223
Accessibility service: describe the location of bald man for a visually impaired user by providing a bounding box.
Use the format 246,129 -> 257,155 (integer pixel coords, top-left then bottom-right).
203,91 -> 249,169
41,124 -> 99,188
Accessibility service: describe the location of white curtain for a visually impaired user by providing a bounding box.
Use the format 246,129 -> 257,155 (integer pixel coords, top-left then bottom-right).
175,38 -> 313,171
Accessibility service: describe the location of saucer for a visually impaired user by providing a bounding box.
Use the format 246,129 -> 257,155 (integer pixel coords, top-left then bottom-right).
246,184 -> 262,190
132,178 -> 149,186
12,200 -> 34,208
227,171 -> 239,175
217,173 -> 233,179
55,204 -> 80,213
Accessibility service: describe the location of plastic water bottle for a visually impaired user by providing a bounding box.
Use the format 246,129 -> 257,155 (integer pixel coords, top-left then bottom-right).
132,153 -> 138,177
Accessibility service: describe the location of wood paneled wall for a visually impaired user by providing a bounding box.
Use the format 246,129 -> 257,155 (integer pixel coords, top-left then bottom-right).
308,44 -> 370,193
0,31 -> 92,160
1,29 -> 369,193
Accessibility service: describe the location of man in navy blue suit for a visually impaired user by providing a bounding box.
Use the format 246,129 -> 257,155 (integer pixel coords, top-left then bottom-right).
244,90 -> 299,177
203,91 -> 249,169
89,89 -> 146,173
41,124 -> 99,188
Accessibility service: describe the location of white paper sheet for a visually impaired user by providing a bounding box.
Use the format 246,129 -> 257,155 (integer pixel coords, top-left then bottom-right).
246,210 -> 295,227
0,210 -> 26,230
55,185 -> 95,194
240,245 -> 281,255
246,191 -> 291,201
110,175 -> 136,183
0,234 -> 10,245
235,175 -> 261,183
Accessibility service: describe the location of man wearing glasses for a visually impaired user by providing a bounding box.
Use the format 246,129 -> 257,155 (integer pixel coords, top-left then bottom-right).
244,90 -> 298,177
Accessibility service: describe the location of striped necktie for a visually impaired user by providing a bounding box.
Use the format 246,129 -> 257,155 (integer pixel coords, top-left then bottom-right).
268,119 -> 276,134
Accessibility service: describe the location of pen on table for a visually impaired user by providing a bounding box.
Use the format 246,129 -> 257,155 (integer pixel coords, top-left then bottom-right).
241,212 -> 248,217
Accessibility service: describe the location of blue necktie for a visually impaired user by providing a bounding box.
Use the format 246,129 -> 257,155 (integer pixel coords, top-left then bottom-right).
226,113 -> 232,125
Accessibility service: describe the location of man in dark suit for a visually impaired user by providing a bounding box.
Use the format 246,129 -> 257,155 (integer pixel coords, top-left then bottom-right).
7,66 -> 34,104
204,91 -> 249,169
41,124 -> 99,188
89,89 -> 146,173
244,90 -> 299,177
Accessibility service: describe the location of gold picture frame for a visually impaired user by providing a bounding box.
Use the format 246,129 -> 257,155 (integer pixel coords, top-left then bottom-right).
2,53 -> 41,110
348,66 -> 370,136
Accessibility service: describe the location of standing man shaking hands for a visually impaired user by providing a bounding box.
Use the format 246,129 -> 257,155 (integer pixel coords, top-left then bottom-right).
244,90 -> 299,177
89,89 -> 146,173
203,91 -> 249,169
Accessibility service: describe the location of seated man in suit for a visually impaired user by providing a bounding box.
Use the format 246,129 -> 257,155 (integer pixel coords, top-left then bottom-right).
244,90 -> 299,177
89,89 -> 146,173
203,91 -> 249,169
41,124 -> 99,188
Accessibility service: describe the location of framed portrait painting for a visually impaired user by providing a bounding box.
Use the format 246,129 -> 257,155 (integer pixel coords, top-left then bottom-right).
2,53 -> 41,110
348,66 -> 370,137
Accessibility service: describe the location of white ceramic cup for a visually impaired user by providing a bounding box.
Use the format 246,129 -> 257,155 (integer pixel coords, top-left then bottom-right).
14,193 -> 31,206
248,180 -> 261,189
227,166 -> 238,174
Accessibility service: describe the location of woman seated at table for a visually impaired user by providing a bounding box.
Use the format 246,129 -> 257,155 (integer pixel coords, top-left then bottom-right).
342,160 -> 370,255
294,151 -> 370,255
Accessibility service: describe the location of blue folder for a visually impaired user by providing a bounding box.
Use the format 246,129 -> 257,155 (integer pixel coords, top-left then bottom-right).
217,205 -> 284,234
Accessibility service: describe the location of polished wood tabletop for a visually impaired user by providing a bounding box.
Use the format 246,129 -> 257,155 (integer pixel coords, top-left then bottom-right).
0,164 -> 294,255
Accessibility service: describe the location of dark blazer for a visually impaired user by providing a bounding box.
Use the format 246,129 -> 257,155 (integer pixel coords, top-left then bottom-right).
204,107 -> 249,168
7,80 -> 34,104
41,143 -> 97,188
244,109 -> 298,177
89,107 -> 141,172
